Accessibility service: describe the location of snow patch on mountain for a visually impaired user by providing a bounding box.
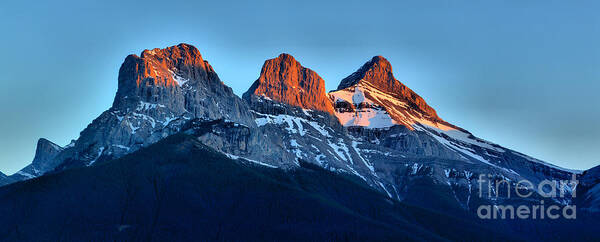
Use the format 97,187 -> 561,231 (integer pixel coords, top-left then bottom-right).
330,81 -> 456,131
330,85 -> 397,128
327,139 -> 352,164
377,181 -> 393,198
255,113 -> 330,137
351,141 -> 374,172
87,147 -> 105,166
223,152 -> 278,168
16,171 -> 35,179
172,73 -> 190,86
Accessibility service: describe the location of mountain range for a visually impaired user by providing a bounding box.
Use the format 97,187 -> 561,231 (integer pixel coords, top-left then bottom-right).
0,43 -> 598,240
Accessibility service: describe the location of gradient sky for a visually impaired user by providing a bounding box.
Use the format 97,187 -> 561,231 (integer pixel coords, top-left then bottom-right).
0,0 -> 598,174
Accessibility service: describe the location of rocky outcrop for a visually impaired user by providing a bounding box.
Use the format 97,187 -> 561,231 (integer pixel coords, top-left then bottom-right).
243,54 -> 334,114
31,138 -> 63,172
5,138 -> 63,183
184,119 -> 255,158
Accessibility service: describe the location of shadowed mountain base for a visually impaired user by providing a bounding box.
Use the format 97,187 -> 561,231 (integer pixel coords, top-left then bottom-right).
0,132 -> 520,241
0,130 -> 597,241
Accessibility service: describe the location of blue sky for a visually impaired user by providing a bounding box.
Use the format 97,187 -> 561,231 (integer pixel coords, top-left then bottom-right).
0,0 -> 598,174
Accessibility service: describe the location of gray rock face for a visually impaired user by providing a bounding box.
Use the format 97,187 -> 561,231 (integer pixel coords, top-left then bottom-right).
184,119 -> 255,157
31,138 -> 63,170
242,96 -> 384,187
4,138 -> 63,184
346,126 -> 462,159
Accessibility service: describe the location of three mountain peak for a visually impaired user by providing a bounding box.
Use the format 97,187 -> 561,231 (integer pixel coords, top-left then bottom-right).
113,43 -> 451,130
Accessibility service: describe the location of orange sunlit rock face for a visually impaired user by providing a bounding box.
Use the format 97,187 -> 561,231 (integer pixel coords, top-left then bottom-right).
118,43 -> 213,89
244,53 -> 335,114
112,43 -> 224,109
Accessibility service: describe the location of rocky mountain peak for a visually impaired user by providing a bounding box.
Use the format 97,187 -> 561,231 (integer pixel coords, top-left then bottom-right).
113,43 -> 219,109
273,53 -> 296,63
32,138 -> 62,166
4,138 -> 66,178
330,56 -> 455,130
243,53 -> 334,114
336,56 -> 393,90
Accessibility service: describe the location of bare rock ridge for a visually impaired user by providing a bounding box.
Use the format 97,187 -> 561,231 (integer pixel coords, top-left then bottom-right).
243,53 -> 335,114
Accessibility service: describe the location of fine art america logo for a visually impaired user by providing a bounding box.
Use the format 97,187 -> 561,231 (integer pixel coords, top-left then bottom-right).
477,174 -> 578,220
